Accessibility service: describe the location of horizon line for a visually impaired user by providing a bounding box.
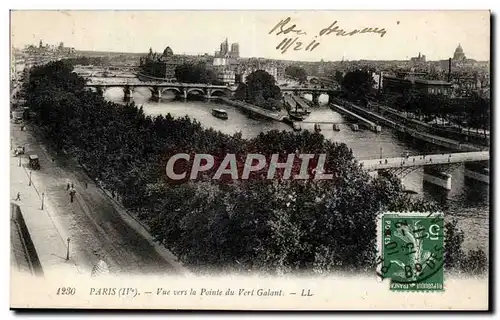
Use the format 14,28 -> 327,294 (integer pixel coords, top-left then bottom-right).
14,46 -> 490,64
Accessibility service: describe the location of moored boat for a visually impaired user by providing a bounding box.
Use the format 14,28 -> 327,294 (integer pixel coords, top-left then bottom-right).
212,108 -> 228,120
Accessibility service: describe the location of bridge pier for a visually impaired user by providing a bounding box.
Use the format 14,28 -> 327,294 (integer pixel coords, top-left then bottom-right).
464,161 -> 489,184
151,87 -> 161,102
96,87 -> 104,97
123,86 -> 133,102
327,92 -> 334,105
423,167 -> 452,191
311,92 -> 320,106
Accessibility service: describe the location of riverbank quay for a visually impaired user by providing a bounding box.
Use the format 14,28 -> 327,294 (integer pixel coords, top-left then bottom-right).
11,117 -> 191,277
330,104 -> 381,133
217,97 -> 287,122
330,97 -> 485,152
370,100 -> 490,146
11,123 -> 82,278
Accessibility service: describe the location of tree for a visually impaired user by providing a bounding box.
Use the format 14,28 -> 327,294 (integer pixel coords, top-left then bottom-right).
334,71 -> 344,85
285,66 -> 307,84
234,83 -> 247,101
465,93 -> 490,138
341,70 -> 375,100
175,63 -> 217,84
243,70 -> 282,110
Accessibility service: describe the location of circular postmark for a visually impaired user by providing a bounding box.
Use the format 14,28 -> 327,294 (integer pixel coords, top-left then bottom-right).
376,212 -> 445,287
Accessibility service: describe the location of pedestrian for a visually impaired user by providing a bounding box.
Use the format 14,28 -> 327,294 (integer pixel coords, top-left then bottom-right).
66,183 -> 70,190
85,182 -> 88,189
111,190 -> 115,198
15,192 -> 21,201
69,189 -> 76,203
71,183 -> 74,189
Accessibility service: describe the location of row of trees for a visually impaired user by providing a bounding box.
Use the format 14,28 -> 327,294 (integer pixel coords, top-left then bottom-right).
234,70 -> 283,111
338,69 -> 490,134
390,90 -> 490,132
64,56 -> 110,66
23,61 -> 486,275
174,63 -> 223,85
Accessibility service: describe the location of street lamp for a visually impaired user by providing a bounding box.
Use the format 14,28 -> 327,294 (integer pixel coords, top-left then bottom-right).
66,238 -> 70,260
41,192 -> 44,210
28,170 -> 32,186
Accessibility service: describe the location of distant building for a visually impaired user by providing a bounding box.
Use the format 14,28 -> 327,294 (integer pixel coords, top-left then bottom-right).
410,52 -> 426,64
230,43 -> 240,58
241,65 -> 278,83
215,38 -> 239,59
24,39 -> 75,55
383,75 -> 413,94
453,43 -> 466,61
216,68 -> 236,85
414,79 -> 452,96
383,73 -> 452,96
139,46 -> 179,80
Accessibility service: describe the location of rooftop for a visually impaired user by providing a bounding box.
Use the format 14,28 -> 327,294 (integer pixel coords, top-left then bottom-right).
415,79 -> 452,85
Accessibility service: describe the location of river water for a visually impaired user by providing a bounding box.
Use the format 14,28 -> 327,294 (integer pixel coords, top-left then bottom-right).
102,85 -> 489,252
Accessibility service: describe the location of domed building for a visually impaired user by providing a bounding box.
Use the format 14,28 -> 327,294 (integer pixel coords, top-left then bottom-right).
139,45 -> 179,80
453,43 -> 466,61
162,46 -> 174,59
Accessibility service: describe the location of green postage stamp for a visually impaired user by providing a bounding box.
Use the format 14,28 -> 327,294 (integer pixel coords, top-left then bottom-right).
376,211 -> 445,292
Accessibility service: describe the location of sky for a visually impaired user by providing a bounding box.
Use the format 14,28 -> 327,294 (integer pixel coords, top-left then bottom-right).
10,10 -> 490,62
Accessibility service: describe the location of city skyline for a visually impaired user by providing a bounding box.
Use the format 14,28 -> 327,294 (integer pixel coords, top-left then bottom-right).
11,11 -> 490,62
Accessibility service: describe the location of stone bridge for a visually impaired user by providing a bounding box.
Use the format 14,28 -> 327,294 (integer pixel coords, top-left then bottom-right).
359,151 -> 490,190
86,80 -> 233,101
85,79 -> 338,104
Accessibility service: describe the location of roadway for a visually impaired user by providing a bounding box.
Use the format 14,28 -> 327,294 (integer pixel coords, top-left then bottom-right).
331,103 -> 380,132
359,151 -> 490,171
11,120 -> 186,276
86,78 -> 229,89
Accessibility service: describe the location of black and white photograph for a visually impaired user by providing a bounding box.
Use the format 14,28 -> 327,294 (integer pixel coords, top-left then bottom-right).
9,10 -> 490,310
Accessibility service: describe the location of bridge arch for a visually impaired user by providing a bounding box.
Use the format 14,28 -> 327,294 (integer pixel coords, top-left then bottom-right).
186,88 -> 206,96
210,89 -> 227,97
94,86 -> 123,94
160,87 -> 182,95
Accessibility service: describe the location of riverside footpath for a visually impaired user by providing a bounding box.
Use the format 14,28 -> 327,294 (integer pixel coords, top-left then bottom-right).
10,124 -> 81,278
10,120 -> 189,278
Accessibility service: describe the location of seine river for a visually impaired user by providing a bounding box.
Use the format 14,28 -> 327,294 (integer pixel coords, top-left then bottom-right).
102,86 -> 489,252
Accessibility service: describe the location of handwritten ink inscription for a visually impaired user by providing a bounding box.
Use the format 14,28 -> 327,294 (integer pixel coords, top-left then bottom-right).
269,17 -> 388,55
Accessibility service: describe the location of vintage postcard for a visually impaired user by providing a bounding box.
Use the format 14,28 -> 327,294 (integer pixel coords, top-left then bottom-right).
9,10 -> 490,310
